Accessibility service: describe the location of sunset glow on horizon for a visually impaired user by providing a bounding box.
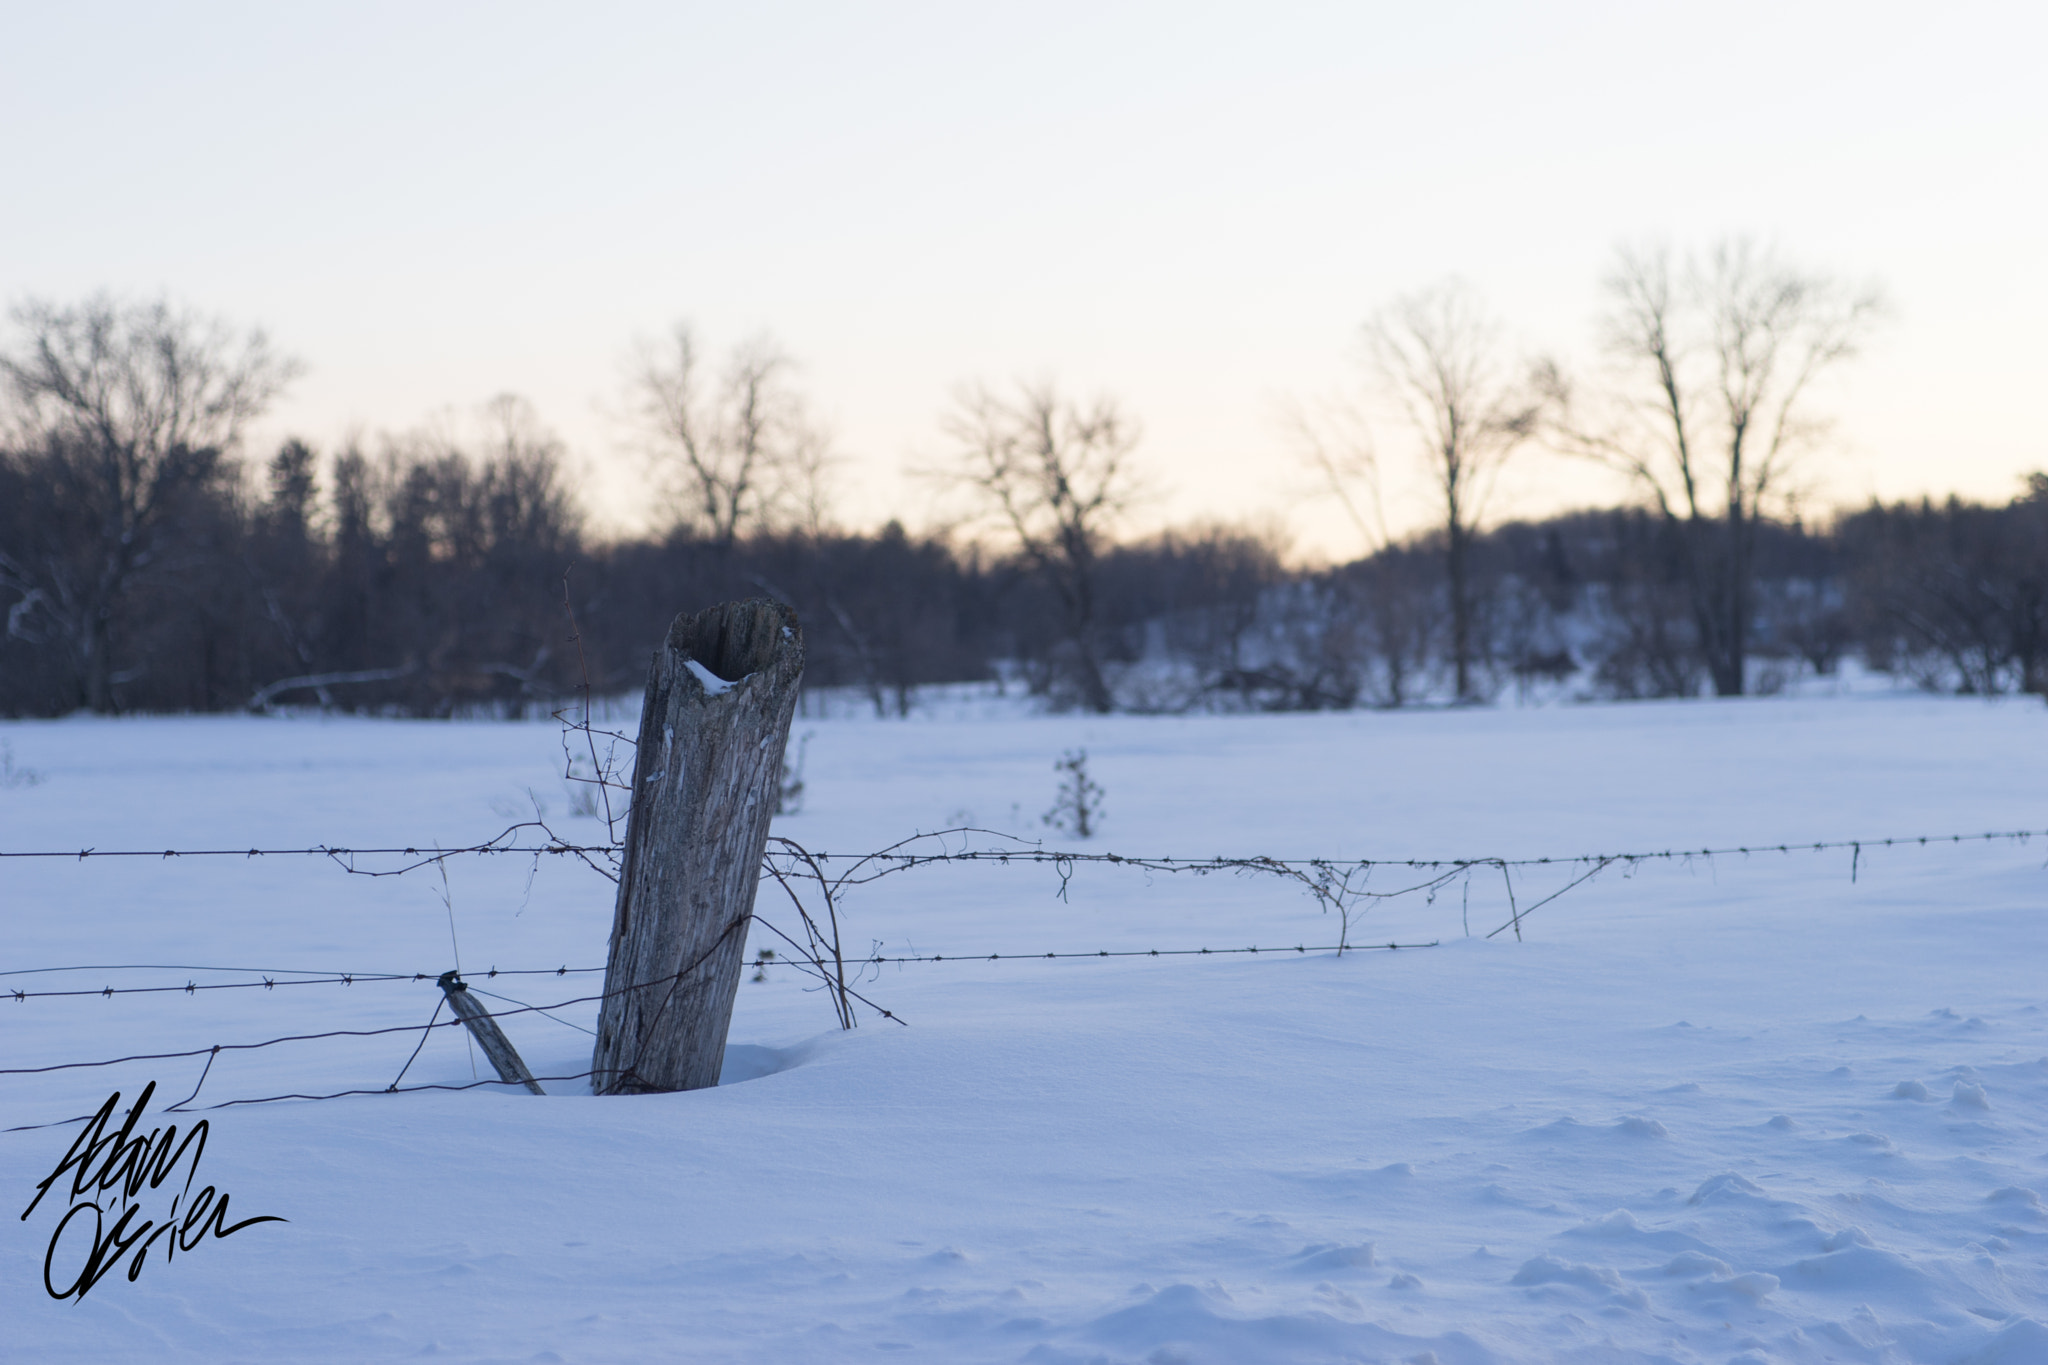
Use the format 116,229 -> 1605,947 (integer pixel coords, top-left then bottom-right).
4,0 -> 2042,557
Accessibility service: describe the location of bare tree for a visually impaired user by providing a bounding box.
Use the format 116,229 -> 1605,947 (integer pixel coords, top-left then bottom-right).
623,325 -> 834,547
1538,239 -> 1883,695
934,381 -> 1142,713
1284,395 -> 1386,557
1364,282 -> 1536,701
0,295 -> 299,711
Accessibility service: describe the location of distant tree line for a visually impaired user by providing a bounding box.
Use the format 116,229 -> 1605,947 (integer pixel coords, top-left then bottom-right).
4,410 -> 2045,717
5,289 -> 2045,719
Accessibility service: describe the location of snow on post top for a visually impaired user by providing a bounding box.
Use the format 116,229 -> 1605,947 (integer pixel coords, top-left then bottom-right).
684,658 -> 742,696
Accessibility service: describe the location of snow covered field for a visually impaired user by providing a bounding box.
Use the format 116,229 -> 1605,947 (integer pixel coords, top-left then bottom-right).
3,692 -> 2047,1363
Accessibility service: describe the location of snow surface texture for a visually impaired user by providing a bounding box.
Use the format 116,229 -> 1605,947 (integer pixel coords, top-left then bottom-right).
2,694 -> 2046,1363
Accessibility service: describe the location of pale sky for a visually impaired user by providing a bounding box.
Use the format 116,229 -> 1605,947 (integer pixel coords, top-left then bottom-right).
4,1 -> 2043,558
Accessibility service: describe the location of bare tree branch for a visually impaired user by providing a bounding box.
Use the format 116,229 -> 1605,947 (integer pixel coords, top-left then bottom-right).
1282,396 -> 1386,557
1363,281 -> 1535,701
622,324 -> 837,547
1539,239 -> 1884,695
928,380 -> 1144,713
0,294 -> 300,711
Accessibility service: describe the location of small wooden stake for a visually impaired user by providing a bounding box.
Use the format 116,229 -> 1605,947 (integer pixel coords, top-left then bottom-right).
438,971 -> 545,1095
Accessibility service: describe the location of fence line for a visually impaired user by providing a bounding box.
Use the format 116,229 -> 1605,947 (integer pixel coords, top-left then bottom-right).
1,929 -> 878,1081
6,820 -> 2042,1132
4,1070 -> 615,1135
0,938 -> 1449,1132
2,939 -> 1445,1003
0,962 -> 459,979
0,963 -> 598,1002
8,972 -> 414,1001
0,916 -> 902,1132
4,824 -> 2040,871
7,819 -> 2043,1011
11,821 -> 2039,959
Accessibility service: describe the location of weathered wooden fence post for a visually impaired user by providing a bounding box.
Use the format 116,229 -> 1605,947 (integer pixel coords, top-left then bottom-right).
591,599 -> 804,1094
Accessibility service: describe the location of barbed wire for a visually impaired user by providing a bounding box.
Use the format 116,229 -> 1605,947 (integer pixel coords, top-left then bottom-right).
3,940 -> 1441,1003
0,963 -> 600,1002
0,939 -> 1448,1131
9,816 -> 2044,1000
14,821 -> 2035,963
0,962 -> 412,977
2,1072 -> 630,1137
0,820 -> 607,873
0,925 -> 882,1130
777,829 -> 2046,884
0,846 -> 618,860
3,825 -> 2039,874
799,940 -> 1437,964
0,979 -> 701,1132
5,815 -> 2039,1016
2,1069 -> 615,1134
7,821 -> 2041,1129
8,972 -> 412,1001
